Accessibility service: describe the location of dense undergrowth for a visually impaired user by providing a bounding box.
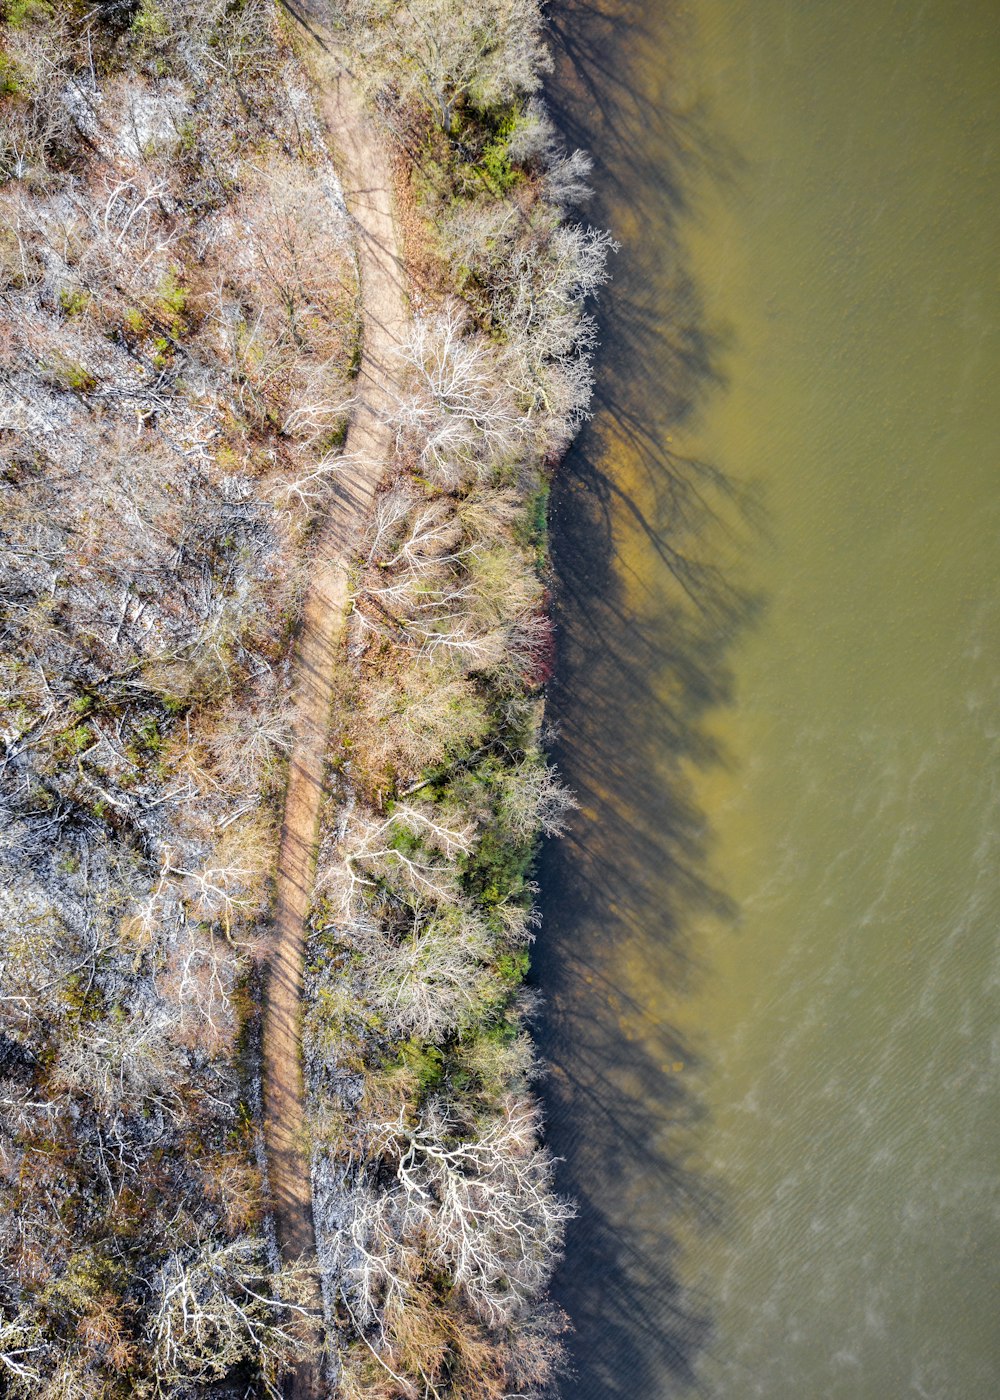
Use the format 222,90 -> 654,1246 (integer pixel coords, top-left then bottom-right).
0,1 -> 612,1396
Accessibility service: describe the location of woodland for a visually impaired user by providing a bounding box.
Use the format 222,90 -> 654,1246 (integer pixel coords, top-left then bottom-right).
0,2 -> 612,1395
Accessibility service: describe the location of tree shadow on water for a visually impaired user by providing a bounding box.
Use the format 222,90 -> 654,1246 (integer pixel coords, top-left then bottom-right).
533,3 -> 762,1396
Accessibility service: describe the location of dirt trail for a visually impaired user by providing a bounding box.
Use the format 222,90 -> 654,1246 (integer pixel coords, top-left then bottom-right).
263,11 -> 409,1395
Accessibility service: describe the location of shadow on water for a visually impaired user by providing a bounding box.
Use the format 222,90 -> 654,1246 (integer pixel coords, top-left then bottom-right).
533,3 -> 761,1395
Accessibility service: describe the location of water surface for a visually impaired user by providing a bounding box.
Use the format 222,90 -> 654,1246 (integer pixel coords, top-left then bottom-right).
538,3 -> 1000,1396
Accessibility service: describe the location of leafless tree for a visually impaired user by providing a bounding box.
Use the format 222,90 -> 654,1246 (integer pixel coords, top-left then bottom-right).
149,1235 -> 315,1392
339,0 -> 551,133
390,307 -> 525,486
370,905 -> 495,1040
367,1098 -> 573,1324
349,660 -> 489,784
51,997 -> 184,1119
0,1313 -> 47,1395
156,923 -> 237,1056
365,488 -> 466,572
497,757 -> 577,841
326,804 -> 474,913
204,694 -> 296,799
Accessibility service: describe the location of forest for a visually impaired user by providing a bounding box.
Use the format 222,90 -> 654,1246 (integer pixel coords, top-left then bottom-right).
0,2 -> 612,1395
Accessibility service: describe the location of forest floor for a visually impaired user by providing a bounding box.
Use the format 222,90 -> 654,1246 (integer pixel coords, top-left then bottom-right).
263,10 -> 410,1394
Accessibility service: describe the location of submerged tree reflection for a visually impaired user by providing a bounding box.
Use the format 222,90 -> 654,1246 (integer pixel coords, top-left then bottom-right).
534,3 -> 761,1395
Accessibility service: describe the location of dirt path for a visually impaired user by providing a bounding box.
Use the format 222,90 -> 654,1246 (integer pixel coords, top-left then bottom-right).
264,11 -> 409,1396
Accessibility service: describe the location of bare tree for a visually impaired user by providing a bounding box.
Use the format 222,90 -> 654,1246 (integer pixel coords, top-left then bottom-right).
365,488 -> 465,572
0,1313 -> 47,1396
326,804 -> 474,914
390,307 -> 525,486
204,694 -> 296,799
497,757 -> 577,841
437,203 -> 617,443
339,0 -> 551,133
370,905 -> 495,1040
156,923 -> 237,1056
0,891 -> 73,1037
51,998 -> 184,1119
349,659 -> 489,785
369,1098 -> 573,1324
149,1236 -> 315,1392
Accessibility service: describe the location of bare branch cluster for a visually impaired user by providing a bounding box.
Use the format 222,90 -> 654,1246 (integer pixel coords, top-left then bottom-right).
351,481 -> 547,702
336,0 -> 551,134
390,306 -> 526,486
150,1236 -> 315,1392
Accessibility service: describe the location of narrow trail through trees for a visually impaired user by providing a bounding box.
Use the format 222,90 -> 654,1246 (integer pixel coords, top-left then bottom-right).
264,12 -> 409,1395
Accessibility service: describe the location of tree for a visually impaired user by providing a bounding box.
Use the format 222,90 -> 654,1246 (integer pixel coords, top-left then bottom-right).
437,202 -> 616,444
155,922 -> 237,1057
149,1236 -> 315,1391
348,659 -> 489,788
352,526 -> 541,679
339,0 -> 551,133
365,487 -> 465,572
0,1312 -> 47,1395
0,8 -> 78,186
496,756 -> 577,840
51,997 -> 184,1120
328,803 -> 474,914
0,890 -> 73,1040
236,155 -> 354,357
369,904 -> 495,1040
369,1098 -> 573,1324
203,694 -> 296,800
390,306 -> 525,486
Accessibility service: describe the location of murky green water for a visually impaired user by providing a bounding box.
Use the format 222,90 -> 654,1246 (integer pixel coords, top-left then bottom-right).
538,2 -> 1000,1396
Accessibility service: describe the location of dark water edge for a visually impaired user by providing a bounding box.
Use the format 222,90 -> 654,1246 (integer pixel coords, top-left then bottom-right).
533,3 -> 757,1394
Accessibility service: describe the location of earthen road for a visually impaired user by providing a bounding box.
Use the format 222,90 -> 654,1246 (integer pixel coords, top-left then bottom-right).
264,8 -> 409,1395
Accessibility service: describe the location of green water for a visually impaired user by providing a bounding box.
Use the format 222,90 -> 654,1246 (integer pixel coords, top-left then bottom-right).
539,2 -> 1000,1396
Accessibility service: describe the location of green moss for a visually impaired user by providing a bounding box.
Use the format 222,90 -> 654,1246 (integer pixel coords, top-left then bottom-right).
44,358 -> 97,394
60,972 -> 103,1021
478,118 -> 522,194
154,269 -> 189,337
515,480 -> 550,567
58,286 -> 90,317
131,0 -> 168,39
494,947 -> 530,987
176,116 -> 198,155
0,52 -> 25,98
392,1038 -> 445,1097
131,716 -> 166,758
316,420 -> 349,454
2,1 -> 55,28
56,723 -> 92,756
40,1247 -> 122,1321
